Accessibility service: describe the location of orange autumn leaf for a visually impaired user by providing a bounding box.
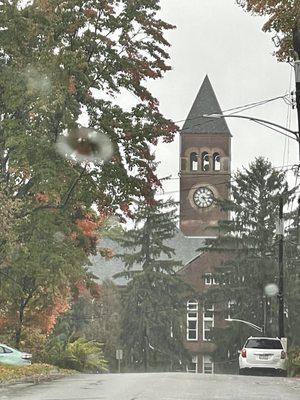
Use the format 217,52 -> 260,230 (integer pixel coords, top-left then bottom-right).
70,232 -> 77,241
34,192 -> 49,203
68,75 -> 76,93
83,8 -> 97,18
100,247 -> 114,260
76,218 -> 98,238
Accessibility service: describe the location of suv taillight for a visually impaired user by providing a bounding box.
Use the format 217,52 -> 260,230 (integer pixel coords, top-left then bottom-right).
281,350 -> 286,359
241,349 -> 247,358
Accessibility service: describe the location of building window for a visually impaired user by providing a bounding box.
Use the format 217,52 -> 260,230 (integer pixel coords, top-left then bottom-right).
201,152 -> 210,171
190,152 -> 198,171
187,355 -> 198,373
213,152 -> 221,171
204,273 -> 218,285
203,355 -> 214,374
204,273 -> 212,285
203,304 -> 214,341
187,300 -> 198,341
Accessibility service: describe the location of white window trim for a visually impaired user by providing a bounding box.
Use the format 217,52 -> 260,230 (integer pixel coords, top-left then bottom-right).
202,354 -> 214,374
186,355 -> 198,373
204,273 -> 218,285
187,300 -> 198,341
203,304 -> 214,341
187,300 -> 198,311
204,273 -> 212,285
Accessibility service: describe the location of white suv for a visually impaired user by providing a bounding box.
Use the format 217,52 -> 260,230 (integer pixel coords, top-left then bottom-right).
239,337 -> 287,376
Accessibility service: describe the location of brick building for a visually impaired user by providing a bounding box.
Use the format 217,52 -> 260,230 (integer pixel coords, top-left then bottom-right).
179,251 -> 232,373
179,76 -> 233,373
179,75 -> 231,238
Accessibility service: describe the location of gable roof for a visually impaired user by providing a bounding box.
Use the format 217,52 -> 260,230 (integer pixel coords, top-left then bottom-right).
89,229 -> 204,285
181,75 -> 231,135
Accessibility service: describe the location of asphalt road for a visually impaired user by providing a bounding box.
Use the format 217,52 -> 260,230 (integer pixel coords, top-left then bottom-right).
0,373 -> 299,400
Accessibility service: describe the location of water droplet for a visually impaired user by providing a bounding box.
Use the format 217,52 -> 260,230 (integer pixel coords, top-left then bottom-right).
10,248 -> 20,262
24,67 -> 51,95
56,127 -> 113,163
264,283 -> 279,297
53,232 -> 66,243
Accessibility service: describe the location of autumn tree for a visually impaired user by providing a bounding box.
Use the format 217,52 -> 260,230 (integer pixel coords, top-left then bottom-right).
0,210 -> 89,348
0,0 -> 177,346
236,0 -> 300,61
0,184 -> 22,270
51,279 -> 122,371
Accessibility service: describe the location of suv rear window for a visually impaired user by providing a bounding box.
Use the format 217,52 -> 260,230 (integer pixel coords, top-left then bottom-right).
245,339 -> 283,349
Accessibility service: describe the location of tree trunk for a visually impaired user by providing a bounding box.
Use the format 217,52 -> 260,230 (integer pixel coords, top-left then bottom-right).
15,303 -> 25,349
15,295 -> 33,349
143,326 -> 148,372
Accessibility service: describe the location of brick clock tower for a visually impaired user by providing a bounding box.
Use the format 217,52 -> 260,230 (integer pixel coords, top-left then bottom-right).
180,76 -> 231,237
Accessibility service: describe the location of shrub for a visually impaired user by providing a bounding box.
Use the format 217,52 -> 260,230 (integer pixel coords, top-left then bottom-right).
45,337 -> 108,373
65,338 -> 108,373
287,347 -> 300,377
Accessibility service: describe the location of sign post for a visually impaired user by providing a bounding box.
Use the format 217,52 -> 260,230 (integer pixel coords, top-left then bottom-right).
116,349 -> 123,373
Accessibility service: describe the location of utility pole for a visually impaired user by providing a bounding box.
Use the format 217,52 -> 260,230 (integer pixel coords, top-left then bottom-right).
293,24 -> 300,160
277,196 -> 285,338
263,296 -> 267,336
143,326 -> 148,372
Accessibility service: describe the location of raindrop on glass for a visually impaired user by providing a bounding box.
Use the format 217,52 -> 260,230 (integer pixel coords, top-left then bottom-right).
56,127 -> 113,163
264,283 -> 279,297
24,67 -> 51,95
10,248 -> 20,262
53,232 -> 66,243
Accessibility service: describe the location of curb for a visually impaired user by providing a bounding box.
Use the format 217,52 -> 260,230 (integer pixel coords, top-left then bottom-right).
0,373 -> 68,389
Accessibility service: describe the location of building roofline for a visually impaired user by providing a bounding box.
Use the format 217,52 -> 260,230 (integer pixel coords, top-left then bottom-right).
177,252 -> 203,273
181,75 -> 232,136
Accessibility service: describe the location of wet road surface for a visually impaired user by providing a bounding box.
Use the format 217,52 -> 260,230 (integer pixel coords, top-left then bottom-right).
0,372 -> 299,400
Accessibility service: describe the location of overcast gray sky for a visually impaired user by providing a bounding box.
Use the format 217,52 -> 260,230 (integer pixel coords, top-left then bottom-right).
146,0 -> 298,200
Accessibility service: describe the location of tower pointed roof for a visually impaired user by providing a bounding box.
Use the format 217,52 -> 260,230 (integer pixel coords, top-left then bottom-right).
181,75 -> 231,135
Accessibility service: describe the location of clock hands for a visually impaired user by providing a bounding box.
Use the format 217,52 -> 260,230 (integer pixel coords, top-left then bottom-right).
193,187 -> 214,208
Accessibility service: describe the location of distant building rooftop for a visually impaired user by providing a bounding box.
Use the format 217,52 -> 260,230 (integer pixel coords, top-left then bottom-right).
89,229 -> 204,285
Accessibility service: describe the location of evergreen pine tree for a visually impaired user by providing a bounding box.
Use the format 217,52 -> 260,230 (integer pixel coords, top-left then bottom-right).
115,199 -> 190,372
283,212 -> 300,347
203,157 -> 295,363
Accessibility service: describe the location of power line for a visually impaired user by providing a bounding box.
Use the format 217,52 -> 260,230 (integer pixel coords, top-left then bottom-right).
227,96 -> 289,116
252,120 -> 296,141
173,94 -> 289,125
159,164 -> 297,183
157,164 -> 298,196
179,114 -> 297,142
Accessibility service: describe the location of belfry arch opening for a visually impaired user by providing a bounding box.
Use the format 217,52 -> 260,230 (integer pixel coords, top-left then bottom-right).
201,152 -> 210,171
190,152 -> 198,171
213,153 -> 221,171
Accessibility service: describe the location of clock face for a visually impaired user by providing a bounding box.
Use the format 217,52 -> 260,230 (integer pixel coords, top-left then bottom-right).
193,187 -> 214,208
